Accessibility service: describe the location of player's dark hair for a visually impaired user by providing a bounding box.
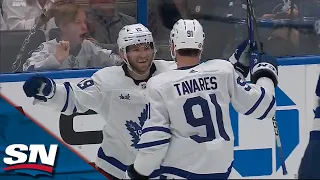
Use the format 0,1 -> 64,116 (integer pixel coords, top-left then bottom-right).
177,49 -> 201,57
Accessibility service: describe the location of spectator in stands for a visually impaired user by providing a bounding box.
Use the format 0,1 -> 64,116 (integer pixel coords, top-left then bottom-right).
85,0 -> 136,53
1,0 -> 66,38
0,8 -> 7,30
23,2 -> 122,72
156,0 -> 232,60
260,3 -> 300,57
260,0 -> 320,56
294,0 -> 320,55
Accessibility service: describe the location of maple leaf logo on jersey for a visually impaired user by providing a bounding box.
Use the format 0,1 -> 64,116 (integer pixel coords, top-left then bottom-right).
125,104 -> 149,148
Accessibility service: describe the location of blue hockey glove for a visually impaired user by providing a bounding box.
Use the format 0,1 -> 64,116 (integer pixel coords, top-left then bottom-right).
228,39 -> 250,77
250,48 -> 278,87
23,75 -> 56,102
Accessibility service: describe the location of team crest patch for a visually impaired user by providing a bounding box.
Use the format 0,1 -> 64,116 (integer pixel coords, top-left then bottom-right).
33,44 -> 44,52
125,104 -> 149,148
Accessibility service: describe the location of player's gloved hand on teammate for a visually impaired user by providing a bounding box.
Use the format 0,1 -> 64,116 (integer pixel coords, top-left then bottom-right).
23,75 -> 56,103
228,39 -> 250,77
123,164 -> 148,180
249,45 -> 278,88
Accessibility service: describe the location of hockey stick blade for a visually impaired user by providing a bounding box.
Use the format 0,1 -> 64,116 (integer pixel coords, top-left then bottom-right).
272,116 -> 288,175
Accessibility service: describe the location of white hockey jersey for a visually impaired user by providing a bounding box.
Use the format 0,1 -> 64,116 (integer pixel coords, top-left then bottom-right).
23,39 -> 123,72
134,60 -> 276,179
37,60 -> 176,179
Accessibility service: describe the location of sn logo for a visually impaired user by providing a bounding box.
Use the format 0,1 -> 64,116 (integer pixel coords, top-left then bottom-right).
3,144 -> 58,174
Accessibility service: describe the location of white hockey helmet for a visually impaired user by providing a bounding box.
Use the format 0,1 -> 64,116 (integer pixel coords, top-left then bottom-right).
117,23 -> 156,74
170,19 -> 205,59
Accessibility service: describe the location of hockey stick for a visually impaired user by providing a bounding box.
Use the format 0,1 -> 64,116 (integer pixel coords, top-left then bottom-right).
246,0 -> 288,175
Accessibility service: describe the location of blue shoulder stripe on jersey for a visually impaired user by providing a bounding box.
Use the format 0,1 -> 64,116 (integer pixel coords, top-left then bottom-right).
244,87 -> 266,115
97,147 -> 161,178
136,139 -> 170,149
142,127 -> 171,135
61,82 -> 71,112
310,131 -> 320,140
160,161 -> 233,179
257,96 -> 276,120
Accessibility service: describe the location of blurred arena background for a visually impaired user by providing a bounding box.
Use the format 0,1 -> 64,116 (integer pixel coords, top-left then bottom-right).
0,0 -> 319,73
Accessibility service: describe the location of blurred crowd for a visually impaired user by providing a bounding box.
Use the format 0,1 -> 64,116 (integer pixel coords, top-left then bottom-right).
0,0 -> 319,73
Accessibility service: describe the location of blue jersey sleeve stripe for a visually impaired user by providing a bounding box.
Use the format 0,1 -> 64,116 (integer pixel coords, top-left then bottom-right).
97,147 -> 161,178
257,96 -> 276,120
142,127 -> 171,135
97,147 -> 127,171
61,82 -> 71,112
136,139 -> 170,149
244,87 -> 266,115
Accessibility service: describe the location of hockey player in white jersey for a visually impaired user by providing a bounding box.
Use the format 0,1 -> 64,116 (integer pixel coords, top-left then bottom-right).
298,74 -> 320,179
22,22 -> 258,179
22,23 -> 175,180
124,19 -> 279,179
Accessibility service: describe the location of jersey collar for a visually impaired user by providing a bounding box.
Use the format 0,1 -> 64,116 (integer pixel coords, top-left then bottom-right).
122,63 -> 157,85
176,64 -> 199,70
